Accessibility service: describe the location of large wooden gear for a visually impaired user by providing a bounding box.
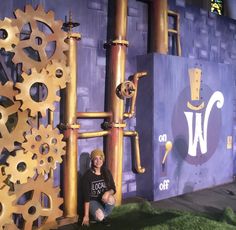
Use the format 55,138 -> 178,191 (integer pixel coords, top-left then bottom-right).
0,18 -> 19,52
0,81 -> 30,154
15,68 -> 61,117
45,59 -> 70,89
0,4 -> 68,229
22,125 -> 66,175
5,150 -> 37,184
12,5 -> 68,72
13,176 -> 63,230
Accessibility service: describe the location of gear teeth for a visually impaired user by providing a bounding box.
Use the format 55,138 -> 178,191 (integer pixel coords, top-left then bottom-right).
55,95 -> 61,101
5,81 -> 14,88
40,109 -> 47,117
12,54 -> 20,66
14,9 -> 23,18
57,19 -> 63,28
31,68 -> 38,75
25,4 -> 34,14
36,4 -> 44,13
40,68 -> 46,75
14,94 -> 23,103
47,10 -> 55,20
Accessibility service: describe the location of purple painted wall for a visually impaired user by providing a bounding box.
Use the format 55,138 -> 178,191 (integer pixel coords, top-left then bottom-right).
137,54 -> 236,200
0,0 -> 236,200
169,0 -> 236,64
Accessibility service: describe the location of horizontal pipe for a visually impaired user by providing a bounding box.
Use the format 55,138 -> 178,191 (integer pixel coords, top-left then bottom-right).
168,10 -> 178,16
124,131 -> 138,136
78,130 -> 109,139
123,113 -> 133,119
168,29 -> 178,34
77,112 -> 112,119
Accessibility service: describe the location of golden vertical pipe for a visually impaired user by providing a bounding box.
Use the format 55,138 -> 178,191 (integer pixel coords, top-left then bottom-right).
106,0 -> 128,205
150,0 -> 168,53
63,32 -> 80,219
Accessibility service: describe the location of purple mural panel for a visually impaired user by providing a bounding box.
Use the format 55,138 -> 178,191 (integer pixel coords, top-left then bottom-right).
0,0 -> 234,200
137,53 -> 236,201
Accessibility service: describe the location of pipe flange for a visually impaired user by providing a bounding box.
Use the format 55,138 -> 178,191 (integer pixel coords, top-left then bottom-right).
101,121 -> 126,129
112,39 -> 129,46
104,39 -> 129,48
111,122 -> 126,128
67,123 -> 80,129
67,32 -> 81,40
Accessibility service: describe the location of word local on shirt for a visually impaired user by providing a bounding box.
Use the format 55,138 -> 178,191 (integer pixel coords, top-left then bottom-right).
91,179 -> 107,197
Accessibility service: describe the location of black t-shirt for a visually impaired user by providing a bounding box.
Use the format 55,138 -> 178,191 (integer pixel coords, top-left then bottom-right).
82,168 -> 116,203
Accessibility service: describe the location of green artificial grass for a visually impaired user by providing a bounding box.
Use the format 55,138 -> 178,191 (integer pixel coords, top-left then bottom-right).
78,201 -> 236,230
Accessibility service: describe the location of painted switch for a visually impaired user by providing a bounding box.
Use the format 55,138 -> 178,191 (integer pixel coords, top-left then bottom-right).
162,141 -> 173,164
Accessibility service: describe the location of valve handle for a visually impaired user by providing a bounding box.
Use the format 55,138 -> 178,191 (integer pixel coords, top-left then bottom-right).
117,81 -> 136,99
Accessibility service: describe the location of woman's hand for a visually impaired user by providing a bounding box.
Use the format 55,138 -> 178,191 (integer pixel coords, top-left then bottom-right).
82,215 -> 90,226
82,202 -> 90,226
102,190 -> 115,205
102,191 -> 110,203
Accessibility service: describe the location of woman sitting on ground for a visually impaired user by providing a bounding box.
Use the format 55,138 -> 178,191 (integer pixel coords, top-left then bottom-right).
81,149 -> 116,226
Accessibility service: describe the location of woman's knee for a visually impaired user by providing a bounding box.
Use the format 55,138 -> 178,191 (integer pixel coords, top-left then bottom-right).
95,208 -> 105,221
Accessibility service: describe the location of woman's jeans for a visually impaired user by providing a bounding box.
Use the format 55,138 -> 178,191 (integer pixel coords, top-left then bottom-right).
89,200 -> 114,220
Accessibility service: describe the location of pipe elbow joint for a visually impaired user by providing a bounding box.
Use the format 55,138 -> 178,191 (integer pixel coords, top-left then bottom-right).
136,166 -> 145,174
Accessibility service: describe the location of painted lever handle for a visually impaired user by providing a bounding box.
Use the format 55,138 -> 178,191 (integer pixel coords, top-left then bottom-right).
162,141 -> 173,164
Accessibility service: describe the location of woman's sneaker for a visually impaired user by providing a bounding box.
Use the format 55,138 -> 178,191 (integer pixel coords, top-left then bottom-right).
102,218 -> 111,227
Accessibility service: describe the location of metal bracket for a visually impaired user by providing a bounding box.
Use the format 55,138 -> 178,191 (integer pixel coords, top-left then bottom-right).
104,39 -> 129,48
57,123 -> 80,131
112,122 -> 126,128
101,121 -> 126,130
